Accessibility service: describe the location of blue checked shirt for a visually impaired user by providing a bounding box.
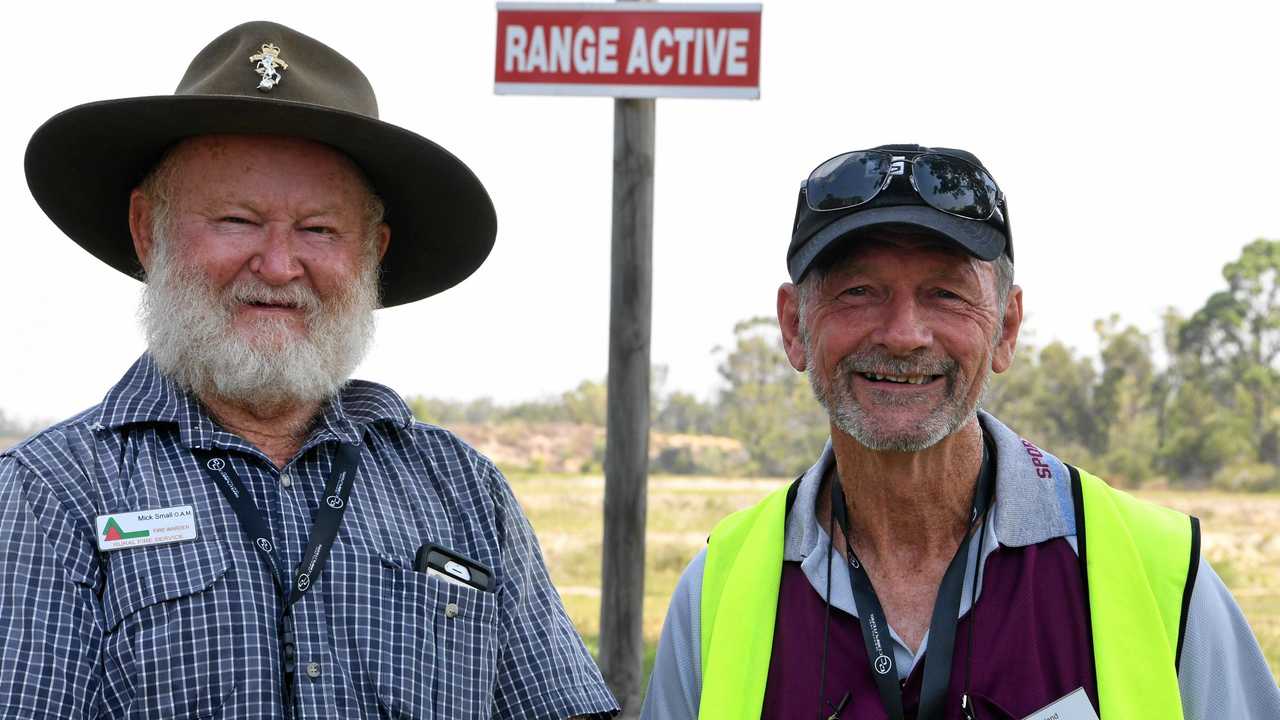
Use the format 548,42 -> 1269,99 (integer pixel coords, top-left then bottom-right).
0,355 -> 618,719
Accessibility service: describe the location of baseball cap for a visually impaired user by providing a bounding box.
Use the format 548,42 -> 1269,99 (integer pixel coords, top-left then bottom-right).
787,144 -> 1012,283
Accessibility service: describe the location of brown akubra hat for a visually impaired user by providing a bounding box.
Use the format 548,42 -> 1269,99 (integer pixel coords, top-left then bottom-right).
24,20 -> 496,308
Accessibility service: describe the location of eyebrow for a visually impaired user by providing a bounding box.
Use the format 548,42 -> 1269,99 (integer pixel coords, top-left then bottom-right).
198,198 -> 353,219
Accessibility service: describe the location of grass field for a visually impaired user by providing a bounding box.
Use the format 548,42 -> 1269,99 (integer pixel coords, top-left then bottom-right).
507,473 -> 1280,687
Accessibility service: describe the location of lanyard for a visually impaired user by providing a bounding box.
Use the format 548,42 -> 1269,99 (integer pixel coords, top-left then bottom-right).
196,443 -> 360,611
194,443 -> 360,708
829,437 -> 994,720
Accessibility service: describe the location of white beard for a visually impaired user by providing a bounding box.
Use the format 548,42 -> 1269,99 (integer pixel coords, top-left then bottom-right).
140,231 -> 380,415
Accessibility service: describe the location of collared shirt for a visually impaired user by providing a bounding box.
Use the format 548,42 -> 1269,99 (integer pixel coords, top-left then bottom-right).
0,354 -> 618,719
640,411 -> 1280,719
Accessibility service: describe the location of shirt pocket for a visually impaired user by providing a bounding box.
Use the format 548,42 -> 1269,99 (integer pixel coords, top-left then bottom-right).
101,538 -> 237,720
363,550 -> 500,719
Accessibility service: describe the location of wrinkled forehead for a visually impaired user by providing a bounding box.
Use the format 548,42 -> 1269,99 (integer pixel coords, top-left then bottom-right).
154,133 -> 375,202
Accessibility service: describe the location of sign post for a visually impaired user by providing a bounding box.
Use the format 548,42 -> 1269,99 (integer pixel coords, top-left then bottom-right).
496,4 -> 761,714
601,92 -> 654,714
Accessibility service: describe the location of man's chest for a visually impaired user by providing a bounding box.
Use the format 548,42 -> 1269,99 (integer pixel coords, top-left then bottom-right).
856,555 -> 954,654
92,438 -> 504,719
763,539 -> 1099,720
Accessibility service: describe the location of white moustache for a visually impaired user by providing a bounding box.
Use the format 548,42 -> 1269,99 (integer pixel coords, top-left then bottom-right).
229,283 -> 321,313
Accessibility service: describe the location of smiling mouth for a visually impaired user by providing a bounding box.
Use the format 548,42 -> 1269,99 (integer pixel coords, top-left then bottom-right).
859,372 -> 939,386
243,300 -> 300,310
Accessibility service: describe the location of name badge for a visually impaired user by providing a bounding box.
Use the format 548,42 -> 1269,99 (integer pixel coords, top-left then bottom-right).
95,506 -> 198,551
1021,688 -> 1099,720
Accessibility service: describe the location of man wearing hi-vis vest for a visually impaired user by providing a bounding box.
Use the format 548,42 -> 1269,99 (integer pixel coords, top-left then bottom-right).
640,145 -> 1280,720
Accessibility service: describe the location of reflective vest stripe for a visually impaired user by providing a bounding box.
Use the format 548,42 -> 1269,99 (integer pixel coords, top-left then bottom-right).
699,484 -> 790,720
699,471 -> 1194,719
1075,467 -> 1190,719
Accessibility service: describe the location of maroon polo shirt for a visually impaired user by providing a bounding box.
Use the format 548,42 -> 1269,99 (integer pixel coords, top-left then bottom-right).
761,537 -> 1098,720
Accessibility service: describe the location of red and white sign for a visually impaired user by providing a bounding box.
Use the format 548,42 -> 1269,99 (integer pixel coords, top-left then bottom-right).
495,3 -> 762,99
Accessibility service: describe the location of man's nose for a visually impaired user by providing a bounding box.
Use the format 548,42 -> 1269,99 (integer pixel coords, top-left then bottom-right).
873,295 -> 932,355
248,224 -> 304,285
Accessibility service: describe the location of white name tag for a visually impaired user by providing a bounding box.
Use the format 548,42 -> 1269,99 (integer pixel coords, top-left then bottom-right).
95,506 -> 198,551
1021,688 -> 1099,720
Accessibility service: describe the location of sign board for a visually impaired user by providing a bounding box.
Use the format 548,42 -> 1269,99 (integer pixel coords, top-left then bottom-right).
495,3 -> 762,98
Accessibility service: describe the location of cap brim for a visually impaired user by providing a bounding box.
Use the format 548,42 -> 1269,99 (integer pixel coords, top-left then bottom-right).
25,95 -> 496,307
788,205 -> 1006,283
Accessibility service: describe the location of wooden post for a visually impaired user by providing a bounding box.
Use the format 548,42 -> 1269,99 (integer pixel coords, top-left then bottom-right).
599,93 -> 655,718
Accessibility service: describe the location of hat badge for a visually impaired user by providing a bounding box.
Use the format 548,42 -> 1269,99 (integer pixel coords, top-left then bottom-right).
249,42 -> 289,92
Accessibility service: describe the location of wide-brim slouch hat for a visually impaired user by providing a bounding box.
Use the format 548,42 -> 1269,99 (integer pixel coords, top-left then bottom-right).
25,20 -> 496,307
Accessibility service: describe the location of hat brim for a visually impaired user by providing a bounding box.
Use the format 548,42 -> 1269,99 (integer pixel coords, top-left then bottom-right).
25,94 -> 496,307
788,205 -> 1006,283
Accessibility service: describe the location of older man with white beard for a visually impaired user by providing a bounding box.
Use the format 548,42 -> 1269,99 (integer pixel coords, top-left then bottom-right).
641,145 -> 1280,720
0,21 -> 617,720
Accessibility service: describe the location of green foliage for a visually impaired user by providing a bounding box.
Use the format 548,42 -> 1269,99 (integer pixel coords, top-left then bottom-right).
1168,239 -> 1280,486
984,239 -> 1280,491
653,391 -> 716,434
395,238 -> 1280,490
406,380 -> 607,426
712,317 -> 830,477
983,340 -> 1098,466
405,396 -> 499,425
559,380 -> 608,426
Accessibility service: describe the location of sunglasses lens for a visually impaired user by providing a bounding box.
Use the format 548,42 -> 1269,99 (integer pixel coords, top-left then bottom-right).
913,154 -> 999,219
806,152 -> 891,211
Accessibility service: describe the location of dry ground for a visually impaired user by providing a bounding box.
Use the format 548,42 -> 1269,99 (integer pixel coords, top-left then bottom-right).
508,473 -> 1280,686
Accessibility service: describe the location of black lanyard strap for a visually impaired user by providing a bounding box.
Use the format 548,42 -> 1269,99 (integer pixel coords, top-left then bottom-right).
196,443 -> 361,710
195,442 -> 361,612
829,437 -> 995,720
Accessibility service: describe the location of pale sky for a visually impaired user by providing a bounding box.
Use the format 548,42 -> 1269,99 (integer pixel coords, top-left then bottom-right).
3,1 -> 1278,425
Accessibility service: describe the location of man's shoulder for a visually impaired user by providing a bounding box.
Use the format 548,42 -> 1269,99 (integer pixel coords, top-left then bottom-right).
402,419 -> 499,472
342,380 -> 501,481
1,404 -> 104,472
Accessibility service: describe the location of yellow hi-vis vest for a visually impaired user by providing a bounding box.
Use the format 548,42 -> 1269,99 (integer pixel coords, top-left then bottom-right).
698,467 -> 1199,719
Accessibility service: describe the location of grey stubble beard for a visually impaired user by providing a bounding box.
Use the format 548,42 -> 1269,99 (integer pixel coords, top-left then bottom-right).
802,326 -> 984,452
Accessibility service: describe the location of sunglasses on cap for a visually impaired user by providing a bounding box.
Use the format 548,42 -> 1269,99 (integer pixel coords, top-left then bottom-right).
805,150 -> 1004,222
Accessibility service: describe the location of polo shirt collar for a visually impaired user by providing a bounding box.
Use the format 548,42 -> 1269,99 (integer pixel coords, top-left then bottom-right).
783,409 -> 1077,565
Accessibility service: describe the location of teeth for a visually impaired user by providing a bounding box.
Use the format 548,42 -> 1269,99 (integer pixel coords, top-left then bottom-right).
864,373 -> 930,385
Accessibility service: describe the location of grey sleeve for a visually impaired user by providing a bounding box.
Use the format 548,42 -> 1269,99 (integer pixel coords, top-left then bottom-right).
639,548 -> 706,720
1178,557 -> 1280,719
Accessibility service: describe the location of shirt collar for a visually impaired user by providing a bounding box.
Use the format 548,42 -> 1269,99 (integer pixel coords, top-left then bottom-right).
783,409 -> 1076,563
97,354 -> 415,451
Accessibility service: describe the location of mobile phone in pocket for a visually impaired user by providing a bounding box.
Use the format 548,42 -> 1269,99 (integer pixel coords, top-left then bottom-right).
414,543 -> 494,592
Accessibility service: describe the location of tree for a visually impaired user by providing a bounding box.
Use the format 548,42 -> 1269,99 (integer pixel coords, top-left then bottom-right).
405,396 -> 499,424
1092,316 -> 1159,485
561,380 -> 608,426
713,317 -> 829,476
983,340 -> 1099,465
654,391 -> 716,435
1173,239 -> 1280,484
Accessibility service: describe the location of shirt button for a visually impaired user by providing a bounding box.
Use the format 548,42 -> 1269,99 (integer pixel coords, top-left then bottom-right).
280,473 -> 293,488
445,602 -> 460,619
306,662 -> 321,679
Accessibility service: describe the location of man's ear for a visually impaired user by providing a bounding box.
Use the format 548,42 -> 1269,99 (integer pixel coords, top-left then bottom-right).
991,285 -> 1024,374
375,222 -> 391,262
778,282 -> 808,372
128,188 -> 156,274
